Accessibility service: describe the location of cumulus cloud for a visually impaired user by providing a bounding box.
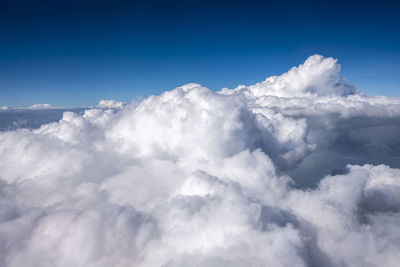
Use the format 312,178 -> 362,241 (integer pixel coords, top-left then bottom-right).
0,108 -> 87,131
0,55 -> 400,266
98,99 -> 126,109
222,55 -> 357,98
30,103 -> 52,109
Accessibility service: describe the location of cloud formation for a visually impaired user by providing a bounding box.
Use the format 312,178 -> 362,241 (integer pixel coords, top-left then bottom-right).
30,103 -> 52,109
0,55 -> 400,266
98,100 -> 126,109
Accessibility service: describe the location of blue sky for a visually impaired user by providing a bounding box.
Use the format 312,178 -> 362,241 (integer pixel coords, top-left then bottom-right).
1,0 -> 399,107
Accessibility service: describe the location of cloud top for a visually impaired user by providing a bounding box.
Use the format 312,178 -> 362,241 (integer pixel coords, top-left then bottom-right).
225,55 -> 356,98
0,55 -> 399,266
30,103 -> 52,109
98,99 -> 126,109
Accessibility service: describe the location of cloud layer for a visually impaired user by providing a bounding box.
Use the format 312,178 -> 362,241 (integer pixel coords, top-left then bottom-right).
1,55 -> 400,266
97,100 -> 126,109
30,104 -> 53,109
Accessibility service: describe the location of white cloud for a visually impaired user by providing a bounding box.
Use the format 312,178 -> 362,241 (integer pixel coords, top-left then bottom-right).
0,55 -> 400,266
30,103 -> 52,109
222,55 -> 357,98
98,99 -> 126,109
287,164 -> 400,267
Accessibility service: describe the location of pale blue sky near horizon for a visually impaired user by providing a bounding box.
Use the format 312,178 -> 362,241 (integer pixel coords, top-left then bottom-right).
1,0 -> 399,107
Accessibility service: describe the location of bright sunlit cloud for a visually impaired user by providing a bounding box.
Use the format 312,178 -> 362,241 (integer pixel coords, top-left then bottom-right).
0,55 -> 400,267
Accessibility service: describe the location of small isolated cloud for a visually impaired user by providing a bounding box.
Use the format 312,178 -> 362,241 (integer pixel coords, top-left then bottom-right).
0,55 -> 400,267
30,103 -> 52,109
98,99 -> 126,109
1,106 -> 10,110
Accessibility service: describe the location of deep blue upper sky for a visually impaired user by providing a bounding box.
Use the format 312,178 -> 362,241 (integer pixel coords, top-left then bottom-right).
1,0 -> 399,107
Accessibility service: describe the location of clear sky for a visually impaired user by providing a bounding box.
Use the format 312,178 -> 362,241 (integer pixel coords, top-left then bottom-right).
1,0 -> 399,107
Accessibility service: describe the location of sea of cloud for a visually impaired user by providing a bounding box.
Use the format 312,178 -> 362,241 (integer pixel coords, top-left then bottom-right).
0,55 -> 399,267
